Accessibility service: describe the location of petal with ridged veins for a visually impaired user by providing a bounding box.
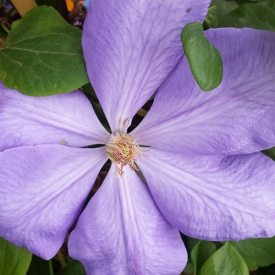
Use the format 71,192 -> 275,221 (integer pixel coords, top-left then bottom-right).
0,145 -> 107,259
139,148 -> 275,241
83,0 -> 210,132
69,165 -> 186,275
133,29 -> 275,155
0,82 -> 109,151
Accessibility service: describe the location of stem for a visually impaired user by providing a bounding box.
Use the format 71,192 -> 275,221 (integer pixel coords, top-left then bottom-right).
1,24 -> 9,33
57,251 -> 68,269
10,0 -> 37,17
49,260 -> 54,275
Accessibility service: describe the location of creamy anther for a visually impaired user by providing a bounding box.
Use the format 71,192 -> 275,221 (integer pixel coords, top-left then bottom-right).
106,132 -> 148,177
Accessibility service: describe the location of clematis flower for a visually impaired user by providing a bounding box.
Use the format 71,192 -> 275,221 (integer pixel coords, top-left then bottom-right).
1,1 -> 275,274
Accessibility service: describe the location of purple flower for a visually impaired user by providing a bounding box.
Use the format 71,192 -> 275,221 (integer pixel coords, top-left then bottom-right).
1,1 -> 275,274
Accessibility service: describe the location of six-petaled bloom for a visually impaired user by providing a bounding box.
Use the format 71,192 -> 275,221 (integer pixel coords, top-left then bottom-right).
1,0 -> 275,274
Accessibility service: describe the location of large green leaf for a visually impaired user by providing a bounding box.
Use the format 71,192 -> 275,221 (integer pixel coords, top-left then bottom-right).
198,242 -> 249,275
181,22 -> 223,91
219,4 -> 275,31
0,6 -> 89,96
0,237 -> 32,275
231,237 -> 275,270
191,241 -> 217,275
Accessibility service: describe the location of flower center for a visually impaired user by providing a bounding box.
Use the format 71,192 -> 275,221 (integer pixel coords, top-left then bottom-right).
106,132 -> 148,177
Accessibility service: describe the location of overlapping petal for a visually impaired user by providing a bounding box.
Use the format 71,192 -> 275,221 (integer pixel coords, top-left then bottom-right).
0,145 -> 107,259
83,0 -> 210,132
133,28 -> 275,155
0,82 -> 109,151
139,148 -> 275,241
69,165 -> 186,275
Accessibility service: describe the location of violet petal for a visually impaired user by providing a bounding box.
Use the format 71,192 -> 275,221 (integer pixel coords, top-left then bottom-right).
0,145 -> 107,259
139,148 -> 275,241
0,82 -> 109,151
69,165 -> 186,275
83,0 -> 210,132
132,28 -> 275,155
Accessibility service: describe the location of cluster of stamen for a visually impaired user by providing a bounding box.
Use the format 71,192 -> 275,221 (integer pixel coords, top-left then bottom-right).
106,133 -> 148,177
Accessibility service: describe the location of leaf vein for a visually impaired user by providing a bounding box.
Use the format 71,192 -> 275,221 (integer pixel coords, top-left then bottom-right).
4,47 -> 83,57
3,32 -> 76,48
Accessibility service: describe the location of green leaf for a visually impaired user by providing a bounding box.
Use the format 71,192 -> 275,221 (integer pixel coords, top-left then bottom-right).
231,237 -> 275,270
236,0 -> 264,4
203,6 -> 218,29
219,4 -> 275,31
181,22 -> 223,91
191,241 -> 216,275
28,255 -> 54,275
0,237 -> 32,275
264,0 -> 275,9
64,257 -> 86,275
186,237 -> 200,253
263,146 -> 275,161
182,262 -> 194,274
198,242 -> 249,275
210,0 -> 239,22
236,0 -> 275,9
0,6 -> 89,96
